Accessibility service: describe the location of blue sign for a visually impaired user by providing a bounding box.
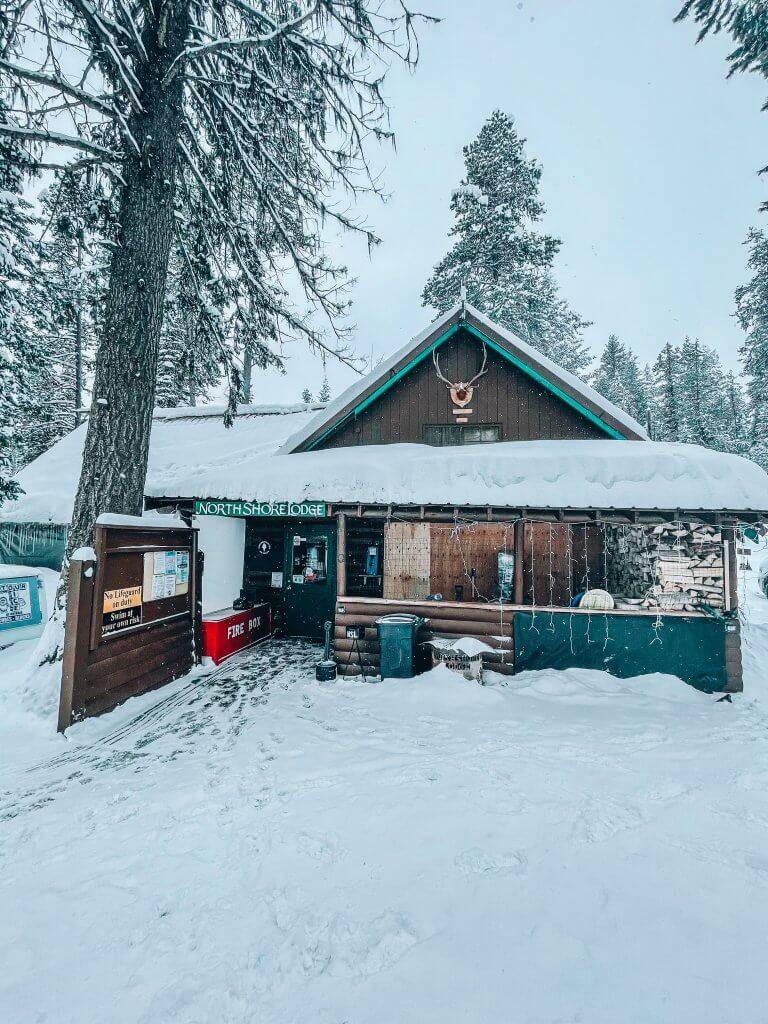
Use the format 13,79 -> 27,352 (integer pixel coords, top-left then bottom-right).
0,575 -> 44,638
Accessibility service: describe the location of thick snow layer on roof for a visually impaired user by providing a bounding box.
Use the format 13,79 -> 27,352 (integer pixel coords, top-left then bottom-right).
279,303 -> 649,452
149,439 -> 768,513
0,404 -> 320,525
6,408 -> 768,526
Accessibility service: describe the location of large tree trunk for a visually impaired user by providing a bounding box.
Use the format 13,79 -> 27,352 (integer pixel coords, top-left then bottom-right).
66,1 -> 190,561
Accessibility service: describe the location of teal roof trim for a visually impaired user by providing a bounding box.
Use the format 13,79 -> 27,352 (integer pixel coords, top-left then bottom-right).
461,324 -> 626,440
352,325 -> 463,418
306,321 -> 626,449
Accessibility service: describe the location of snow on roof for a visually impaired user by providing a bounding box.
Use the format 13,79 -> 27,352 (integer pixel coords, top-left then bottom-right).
5,406 -> 768,528
150,439 -> 768,514
279,303 -> 649,453
1,404 -> 322,525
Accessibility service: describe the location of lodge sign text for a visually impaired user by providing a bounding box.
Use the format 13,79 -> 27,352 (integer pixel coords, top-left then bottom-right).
194,499 -> 327,518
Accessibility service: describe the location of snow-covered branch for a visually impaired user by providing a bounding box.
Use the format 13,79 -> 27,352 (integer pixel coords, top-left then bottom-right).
162,1 -> 319,86
0,60 -> 117,116
0,122 -> 121,161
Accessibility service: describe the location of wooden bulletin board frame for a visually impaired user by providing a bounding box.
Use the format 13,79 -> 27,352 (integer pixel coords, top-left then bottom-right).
58,522 -> 199,732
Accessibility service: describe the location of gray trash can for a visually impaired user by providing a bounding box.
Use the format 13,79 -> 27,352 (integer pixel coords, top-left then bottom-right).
376,614 -> 427,679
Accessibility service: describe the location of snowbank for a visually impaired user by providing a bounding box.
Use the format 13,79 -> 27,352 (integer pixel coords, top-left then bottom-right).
3,639 -> 768,1024
153,401 -> 326,421
95,511 -> 184,529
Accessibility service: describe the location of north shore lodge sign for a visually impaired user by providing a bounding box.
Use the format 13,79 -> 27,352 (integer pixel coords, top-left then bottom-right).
194,499 -> 327,519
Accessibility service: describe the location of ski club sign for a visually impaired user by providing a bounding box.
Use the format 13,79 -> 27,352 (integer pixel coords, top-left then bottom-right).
194,499 -> 327,518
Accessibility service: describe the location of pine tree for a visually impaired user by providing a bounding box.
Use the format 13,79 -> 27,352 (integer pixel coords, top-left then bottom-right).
718,370 -> 749,454
735,227 -> 768,466
677,5 -> 768,180
676,337 -> 725,446
1,0 -> 432,570
155,213 -> 226,408
591,334 -> 648,425
652,343 -> 683,441
301,388 -> 313,405
0,106 -> 45,493
318,376 -> 331,403
232,297 -> 285,406
422,111 -> 591,373
648,336 -> 736,451
31,174 -> 110,441
641,364 -> 659,439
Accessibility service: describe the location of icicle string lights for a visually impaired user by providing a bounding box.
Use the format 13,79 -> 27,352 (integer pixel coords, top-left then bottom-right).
602,520 -> 610,652
566,521 -> 575,654
547,522 -> 556,633
380,509 -> 760,668
529,521 -> 539,634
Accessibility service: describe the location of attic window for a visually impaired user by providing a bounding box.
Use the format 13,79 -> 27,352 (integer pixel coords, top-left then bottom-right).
423,424 -> 501,446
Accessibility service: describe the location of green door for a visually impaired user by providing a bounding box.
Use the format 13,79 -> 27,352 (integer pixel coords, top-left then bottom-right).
283,522 -> 337,640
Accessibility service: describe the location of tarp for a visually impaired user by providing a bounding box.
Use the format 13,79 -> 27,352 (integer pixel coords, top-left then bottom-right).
0,522 -> 66,570
513,610 -> 727,692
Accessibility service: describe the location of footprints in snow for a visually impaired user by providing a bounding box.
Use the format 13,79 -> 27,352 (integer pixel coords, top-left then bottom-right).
455,846 -> 528,878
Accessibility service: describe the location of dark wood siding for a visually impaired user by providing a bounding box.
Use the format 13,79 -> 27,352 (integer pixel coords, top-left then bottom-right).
523,523 -> 605,606
319,327 -> 607,449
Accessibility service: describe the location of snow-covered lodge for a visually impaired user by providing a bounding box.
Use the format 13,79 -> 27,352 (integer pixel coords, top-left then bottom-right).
5,303 -> 768,691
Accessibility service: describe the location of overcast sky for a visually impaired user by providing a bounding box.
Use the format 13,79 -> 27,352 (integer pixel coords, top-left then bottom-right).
262,0 -> 768,405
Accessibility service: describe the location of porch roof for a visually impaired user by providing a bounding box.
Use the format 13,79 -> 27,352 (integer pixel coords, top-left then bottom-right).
152,439 -> 768,519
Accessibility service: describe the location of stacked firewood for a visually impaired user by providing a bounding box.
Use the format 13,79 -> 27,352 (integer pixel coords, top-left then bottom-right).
605,522 -> 727,612
649,523 -> 725,611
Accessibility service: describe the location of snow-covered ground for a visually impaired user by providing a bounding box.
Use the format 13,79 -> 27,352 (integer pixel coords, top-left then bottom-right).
3,561 -> 768,1023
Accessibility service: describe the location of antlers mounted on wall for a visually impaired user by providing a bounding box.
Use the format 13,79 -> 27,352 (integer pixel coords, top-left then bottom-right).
432,342 -> 488,404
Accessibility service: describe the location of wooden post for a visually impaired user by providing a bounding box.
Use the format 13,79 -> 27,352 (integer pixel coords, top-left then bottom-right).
193,541 -> 204,664
58,557 -> 96,733
337,512 -> 347,598
722,526 -> 743,693
513,520 -> 525,605
724,527 -> 738,612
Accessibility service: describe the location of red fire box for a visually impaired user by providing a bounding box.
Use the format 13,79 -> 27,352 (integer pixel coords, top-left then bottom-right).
201,603 -> 272,665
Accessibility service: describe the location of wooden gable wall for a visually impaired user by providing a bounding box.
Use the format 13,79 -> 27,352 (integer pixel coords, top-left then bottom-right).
317,327 -> 611,449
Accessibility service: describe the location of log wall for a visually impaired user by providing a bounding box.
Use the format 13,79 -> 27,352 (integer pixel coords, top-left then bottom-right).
333,596 -> 515,677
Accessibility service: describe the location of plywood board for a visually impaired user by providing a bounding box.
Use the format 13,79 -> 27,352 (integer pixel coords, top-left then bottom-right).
428,523 -> 513,602
384,522 -> 430,600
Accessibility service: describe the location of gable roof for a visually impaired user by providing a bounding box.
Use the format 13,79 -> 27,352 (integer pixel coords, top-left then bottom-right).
279,303 -> 649,453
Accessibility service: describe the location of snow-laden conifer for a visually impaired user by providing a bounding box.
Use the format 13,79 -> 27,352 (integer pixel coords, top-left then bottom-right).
652,342 -> 683,442
592,334 -> 648,426
0,0 -> 434,569
736,227 -> 768,467
422,111 -> 590,373
0,111 -> 44,494
31,175 -> 111,442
